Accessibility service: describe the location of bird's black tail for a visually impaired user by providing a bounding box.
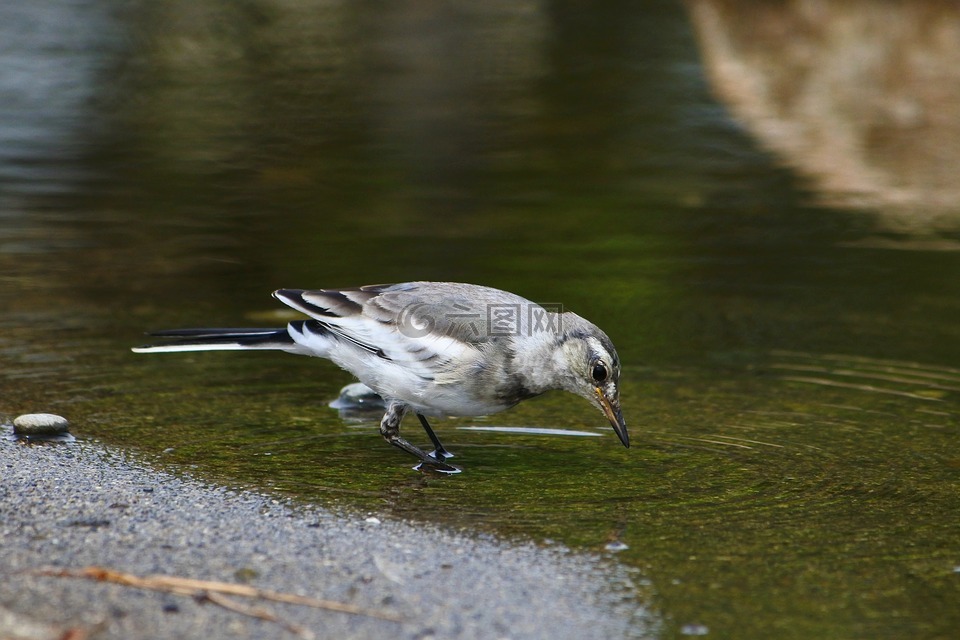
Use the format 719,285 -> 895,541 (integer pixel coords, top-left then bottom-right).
132,326 -> 296,353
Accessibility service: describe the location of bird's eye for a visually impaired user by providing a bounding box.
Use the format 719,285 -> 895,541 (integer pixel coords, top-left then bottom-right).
591,362 -> 608,383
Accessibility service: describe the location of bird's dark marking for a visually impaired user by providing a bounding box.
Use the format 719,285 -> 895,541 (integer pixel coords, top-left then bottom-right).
553,327 -> 588,348
553,326 -> 620,371
364,283 -> 404,293
494,350 -> 539,405
495,376 -> 541,406
322,290 -> 364,314
299,320 -> 381,357
298,320 -> 328,336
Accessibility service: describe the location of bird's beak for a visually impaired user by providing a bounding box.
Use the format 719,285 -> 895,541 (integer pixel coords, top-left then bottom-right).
595,387 -> 629,448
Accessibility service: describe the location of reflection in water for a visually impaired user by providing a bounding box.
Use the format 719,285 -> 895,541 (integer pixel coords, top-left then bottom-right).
457,425 -> 603,437
106,1 -> 549,213
687,0 -> 960,229
3,425 -> 76,444
0,2 -> 118,200
2,2 -> 960,638
0,0 -> 124,261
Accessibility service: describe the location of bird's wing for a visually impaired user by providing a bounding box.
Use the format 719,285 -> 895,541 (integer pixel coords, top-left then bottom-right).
274,284 -> 507,376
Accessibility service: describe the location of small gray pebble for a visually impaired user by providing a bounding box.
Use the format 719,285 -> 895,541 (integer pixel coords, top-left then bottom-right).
13,413 -> 70,435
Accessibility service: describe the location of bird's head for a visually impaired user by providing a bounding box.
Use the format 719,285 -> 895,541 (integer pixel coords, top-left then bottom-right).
553,319 -> 629,448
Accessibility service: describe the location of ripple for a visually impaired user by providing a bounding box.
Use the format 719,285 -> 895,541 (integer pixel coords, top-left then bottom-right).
770,351 -> 960,402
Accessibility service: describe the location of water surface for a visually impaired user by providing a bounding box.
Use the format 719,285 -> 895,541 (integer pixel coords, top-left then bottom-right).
2,2 -> 959,638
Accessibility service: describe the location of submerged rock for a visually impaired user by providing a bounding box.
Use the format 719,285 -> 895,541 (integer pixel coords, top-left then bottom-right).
13,413 -> 70,436
328,382 -> 385,412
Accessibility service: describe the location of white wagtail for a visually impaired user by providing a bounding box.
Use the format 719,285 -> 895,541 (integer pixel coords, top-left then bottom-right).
133,282 -> 628,472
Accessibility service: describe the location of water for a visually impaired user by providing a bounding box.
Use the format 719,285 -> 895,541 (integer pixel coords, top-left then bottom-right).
3,1 -> 960,638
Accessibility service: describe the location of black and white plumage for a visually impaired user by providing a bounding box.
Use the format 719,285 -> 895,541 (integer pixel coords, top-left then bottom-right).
133,282 -> 628,472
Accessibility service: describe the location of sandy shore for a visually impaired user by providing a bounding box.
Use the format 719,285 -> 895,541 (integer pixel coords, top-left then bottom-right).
0,434 -> 655,639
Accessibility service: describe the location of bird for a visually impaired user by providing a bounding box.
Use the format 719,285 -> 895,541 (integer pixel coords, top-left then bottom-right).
132,282 -> 628,473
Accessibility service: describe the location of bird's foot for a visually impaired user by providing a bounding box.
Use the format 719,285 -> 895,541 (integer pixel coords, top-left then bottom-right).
415,448 -> 459,474
428,447 -> 454,461
385,433 -> 460,474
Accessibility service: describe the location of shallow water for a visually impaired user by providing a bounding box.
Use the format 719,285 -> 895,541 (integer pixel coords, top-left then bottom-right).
3,1 -> 960,638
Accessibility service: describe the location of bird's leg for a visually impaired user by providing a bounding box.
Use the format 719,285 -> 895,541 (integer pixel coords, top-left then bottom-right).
416,413 -> 453,461
380,402 -> 458,473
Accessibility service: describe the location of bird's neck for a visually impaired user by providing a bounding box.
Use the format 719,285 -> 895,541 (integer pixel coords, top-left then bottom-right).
507,326 -> 567,395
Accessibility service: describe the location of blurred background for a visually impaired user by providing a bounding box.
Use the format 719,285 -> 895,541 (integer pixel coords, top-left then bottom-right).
2,1 -> 959,638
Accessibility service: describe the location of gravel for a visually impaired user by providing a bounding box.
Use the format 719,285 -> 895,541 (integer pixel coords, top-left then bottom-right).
0,433 -> 656,639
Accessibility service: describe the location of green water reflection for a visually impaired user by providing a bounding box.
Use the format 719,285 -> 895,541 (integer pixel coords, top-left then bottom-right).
3,1 -> 960,638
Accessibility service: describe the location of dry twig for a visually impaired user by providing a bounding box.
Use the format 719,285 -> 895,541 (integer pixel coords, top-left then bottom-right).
27,566 -> 403,638
200,591 -> 313,639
